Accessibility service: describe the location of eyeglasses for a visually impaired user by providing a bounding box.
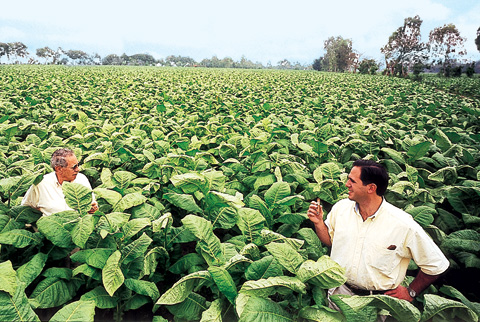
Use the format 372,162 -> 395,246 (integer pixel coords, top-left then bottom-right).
69,164 -> 79,170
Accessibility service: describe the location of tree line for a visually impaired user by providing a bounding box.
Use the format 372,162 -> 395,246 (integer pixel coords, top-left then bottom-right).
313,17 -> 480,77
0,44 -> 310,70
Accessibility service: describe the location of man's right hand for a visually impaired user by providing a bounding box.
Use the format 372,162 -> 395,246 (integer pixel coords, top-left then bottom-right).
307,198 -> 324,224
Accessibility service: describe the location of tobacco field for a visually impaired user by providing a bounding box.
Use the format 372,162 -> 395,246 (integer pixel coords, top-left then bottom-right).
0,65 -> 479,322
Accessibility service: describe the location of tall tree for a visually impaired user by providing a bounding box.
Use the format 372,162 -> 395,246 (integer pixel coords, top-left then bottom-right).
475,27 -> 480,52
36,46 -> 56,64
7,42 -> 29,63
0,42 -> 10,63
381,15 -> 426,76
65,49 -> 89,65
323,36 -> 355,72
428,23 -> 466,75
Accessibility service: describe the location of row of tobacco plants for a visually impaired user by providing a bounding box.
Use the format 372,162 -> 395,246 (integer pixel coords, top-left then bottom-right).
0,65 -> 479,322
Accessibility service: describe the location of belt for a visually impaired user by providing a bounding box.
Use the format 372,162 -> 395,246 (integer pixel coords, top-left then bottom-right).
347,284 -> 387,296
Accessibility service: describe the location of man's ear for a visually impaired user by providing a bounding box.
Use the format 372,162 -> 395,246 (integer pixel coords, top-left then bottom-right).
368,183 -> 377,194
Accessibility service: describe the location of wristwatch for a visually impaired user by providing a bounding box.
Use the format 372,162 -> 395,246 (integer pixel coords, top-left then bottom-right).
407,286 -> 417,298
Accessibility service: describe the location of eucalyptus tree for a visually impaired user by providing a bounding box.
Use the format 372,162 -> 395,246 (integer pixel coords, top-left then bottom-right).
428,23 -> 467,76
381,15 -> 426,77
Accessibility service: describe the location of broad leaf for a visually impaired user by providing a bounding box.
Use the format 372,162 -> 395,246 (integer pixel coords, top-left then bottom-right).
182,215 -> 225,266
0,283 -> 40,322
264,182 -> 291,207
296,256 -> 347,288
156,270 -> 212,305
208,266 -> 237,304
422,294 -> 478,322
0,229 -> 42,248
0,261 -> 17,296
80,286 -> 118,309
163,192 -> 203,214
236,208 -> 265,244
102,250 -> 124,296
265,242 -> 304,274
124,278 -> 160,302
49,300 -> 96,322
63,182 -> 93,215
71,214 -> 95,248
239,276 -> 306,298
16,253 -> 48,288
29,277 -> 73,309
238,296 -> 293,322
245,255 -> 284,280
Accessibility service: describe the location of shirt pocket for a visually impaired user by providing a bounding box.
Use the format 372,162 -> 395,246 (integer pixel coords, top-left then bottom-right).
366,244 -> 403,276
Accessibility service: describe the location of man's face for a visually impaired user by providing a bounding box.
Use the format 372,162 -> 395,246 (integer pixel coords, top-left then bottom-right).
56,154 -> 79,183
345,166 -> 369,202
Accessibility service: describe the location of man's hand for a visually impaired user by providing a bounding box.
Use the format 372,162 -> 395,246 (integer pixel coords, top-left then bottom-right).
384,285 -> 414,302
88,201 -> 99,214
307,198 -> 324,224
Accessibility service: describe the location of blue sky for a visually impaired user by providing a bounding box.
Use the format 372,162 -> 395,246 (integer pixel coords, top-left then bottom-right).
1,0 -> 479,65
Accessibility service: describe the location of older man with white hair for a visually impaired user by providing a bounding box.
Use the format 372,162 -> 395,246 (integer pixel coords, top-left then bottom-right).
22,148 -> 98,216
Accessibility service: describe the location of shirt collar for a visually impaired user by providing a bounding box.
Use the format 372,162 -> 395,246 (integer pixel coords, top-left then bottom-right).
354,197 -> 385,220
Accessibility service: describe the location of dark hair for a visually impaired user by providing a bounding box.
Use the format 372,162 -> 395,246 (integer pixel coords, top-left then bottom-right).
51,148 -> 75,169
352,159 -> 389,196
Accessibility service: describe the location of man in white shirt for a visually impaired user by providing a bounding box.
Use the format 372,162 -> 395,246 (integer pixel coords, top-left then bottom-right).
22,148 -> 98,216
308,159 -> 449,303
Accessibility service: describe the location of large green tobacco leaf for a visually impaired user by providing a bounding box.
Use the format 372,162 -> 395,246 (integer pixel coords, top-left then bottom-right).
166,292 -> 207,321
238,296 -> 294,322
121,232 -> 153,265
163,192 -> 203,214
71,214 -> 95,248
29,277 -> 74,309
71,248 -> 114,269
49,300 -> 96,322
0,261 -> 17,296
245,255 -> 284,280
37,211 -> 78,249
156,270 -> 212,305
182,215 -> 225,266
16,253 -> 48,288
331,294 -> 422,322
102,250 -> 124,296
170,172 -> 207,194
298,306 -> 345,322
296,256 -> 347,289
112,170 -> 137,191
208,266 -> 238,304
63,182 -> 93,215
0,229 -> 42,248
200,298 -> 223,322
236,207 -> 265,244
80,286 -> 118,309
421,294 -> 478,322
441,229 -> 480,254
406,206 -> 436,227
239,276 -> 306,298
407,141 -> 431,162
121,217 -> 151,240
264,182 -> 291,207
93,187 -> 122,206
113,192 -> 147,212
0,283 -> 40,322
124,278 -> 160,302
265,242 -> 304,274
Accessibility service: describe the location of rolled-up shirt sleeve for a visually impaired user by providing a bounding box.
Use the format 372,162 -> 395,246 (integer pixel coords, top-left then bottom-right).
407,227 -> 450,276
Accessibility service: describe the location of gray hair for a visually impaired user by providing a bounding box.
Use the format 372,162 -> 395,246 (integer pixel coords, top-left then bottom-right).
51,148 -> 75,169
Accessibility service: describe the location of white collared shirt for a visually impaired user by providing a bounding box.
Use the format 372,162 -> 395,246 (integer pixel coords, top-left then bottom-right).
324,198 -> 449,290
21,172 -> 95,216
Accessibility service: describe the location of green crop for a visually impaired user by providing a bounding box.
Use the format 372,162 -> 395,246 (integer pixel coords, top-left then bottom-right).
0,65 -> 479,321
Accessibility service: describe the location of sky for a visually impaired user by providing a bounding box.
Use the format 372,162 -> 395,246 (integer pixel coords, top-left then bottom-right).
1,0 -> 479,65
